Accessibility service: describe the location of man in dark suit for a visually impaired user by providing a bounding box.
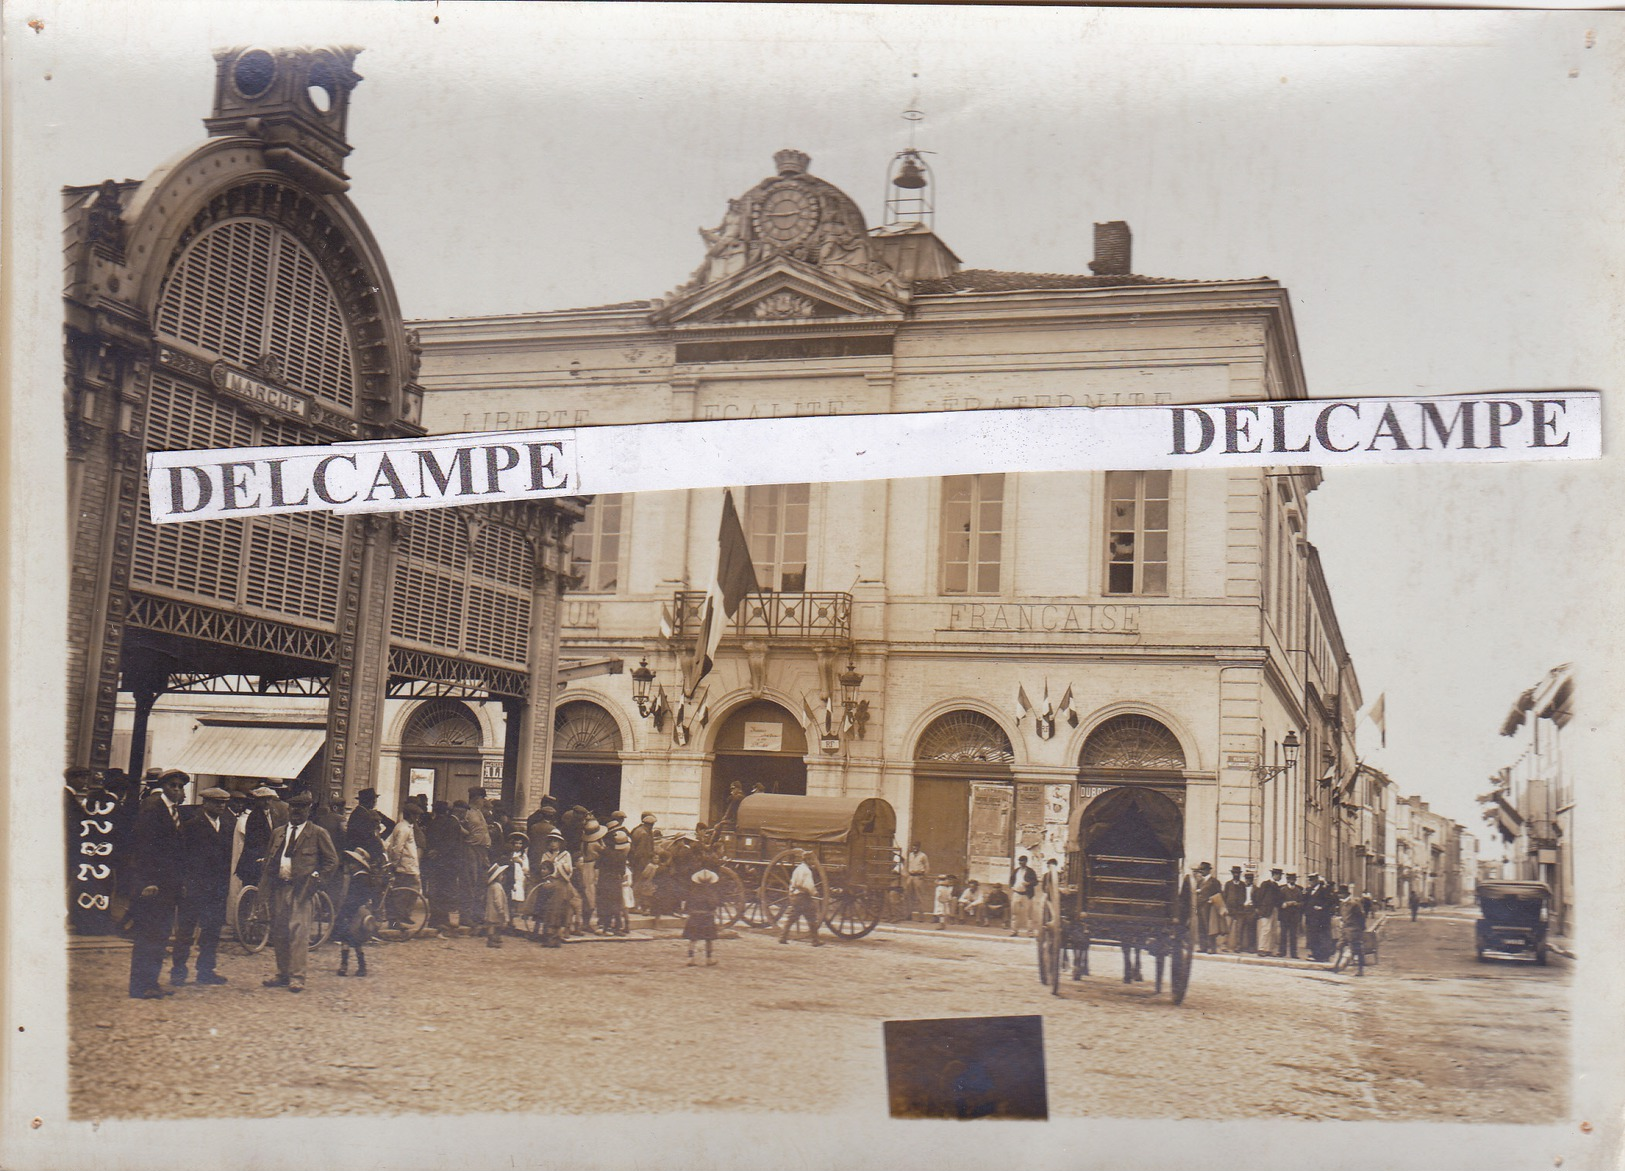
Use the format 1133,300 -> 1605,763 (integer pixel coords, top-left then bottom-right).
346,787 -> 395,863
171,786 -> 236,986
1220,866 -> 1245,953
1183,862 -> 1223,953
127,770 -> 190,999
1255,867 -> 1283,956
259,791 -> 338,993
1277,872 -> 1304,958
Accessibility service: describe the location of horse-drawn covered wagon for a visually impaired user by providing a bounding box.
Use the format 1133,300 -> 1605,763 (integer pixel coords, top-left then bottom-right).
706,793 -> 899,939
1037,785 -> 1195,1004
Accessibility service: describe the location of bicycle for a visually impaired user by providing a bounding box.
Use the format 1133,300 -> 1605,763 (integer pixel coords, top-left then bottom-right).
370,864 -> 430,942
232,883 -> 334,953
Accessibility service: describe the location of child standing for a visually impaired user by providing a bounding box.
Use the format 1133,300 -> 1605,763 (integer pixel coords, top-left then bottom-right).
933,874 -> 957,929
684,868 -> 722,966
335,848 -> 383,977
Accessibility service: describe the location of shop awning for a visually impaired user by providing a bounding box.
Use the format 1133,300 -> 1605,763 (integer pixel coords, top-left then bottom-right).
168,722 -> 326,780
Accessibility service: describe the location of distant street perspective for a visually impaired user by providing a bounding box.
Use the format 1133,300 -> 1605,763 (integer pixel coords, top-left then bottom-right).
69,904 -> 1567,1121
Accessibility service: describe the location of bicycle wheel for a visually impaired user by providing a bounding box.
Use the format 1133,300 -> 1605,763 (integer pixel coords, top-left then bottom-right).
377,885 -> 430,940
234,885 -> 271,954
309,889 -> 335,947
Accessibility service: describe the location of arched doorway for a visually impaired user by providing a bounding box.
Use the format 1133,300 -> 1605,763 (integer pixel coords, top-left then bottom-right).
398,699 -> 484,814
1076,714 -> 1188,813
549,701 -> 624,818
709,700 -> 808,823
910,711 -> 1015,885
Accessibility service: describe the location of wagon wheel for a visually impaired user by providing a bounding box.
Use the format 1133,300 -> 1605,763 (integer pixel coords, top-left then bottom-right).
1037,923 -> 1063,993
824,886 -> 881,939
759,849 -> 825,932
714,867 -> 747,928
1169,925 -> 1195,1005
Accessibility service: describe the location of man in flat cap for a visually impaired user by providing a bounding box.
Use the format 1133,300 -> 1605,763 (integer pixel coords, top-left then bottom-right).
260,791 -> 338,993
172,786 -> 236,986
127,769 -> 190,998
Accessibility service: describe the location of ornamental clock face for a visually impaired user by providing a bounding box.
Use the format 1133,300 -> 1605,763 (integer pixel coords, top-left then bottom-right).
755,181 -> 819,249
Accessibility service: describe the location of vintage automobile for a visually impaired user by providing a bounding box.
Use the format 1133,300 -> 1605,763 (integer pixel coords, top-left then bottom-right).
1474,880 -> 1552,964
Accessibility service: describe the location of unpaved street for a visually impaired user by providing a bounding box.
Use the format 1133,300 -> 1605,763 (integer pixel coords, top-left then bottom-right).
69,911 -> 1568,1121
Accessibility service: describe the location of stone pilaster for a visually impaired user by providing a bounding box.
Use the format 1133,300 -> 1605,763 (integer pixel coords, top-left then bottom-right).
511,503 -> 578,812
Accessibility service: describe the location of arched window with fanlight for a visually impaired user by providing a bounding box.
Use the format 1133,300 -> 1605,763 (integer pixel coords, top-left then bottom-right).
1077,713 -> 1189,810
910,710 -> 1016,888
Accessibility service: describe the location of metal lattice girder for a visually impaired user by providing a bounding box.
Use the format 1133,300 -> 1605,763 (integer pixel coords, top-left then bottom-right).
161,673 -> 333,696
387,645 -> 529,700
127,592 -> 337,663
673,591 -> 851,642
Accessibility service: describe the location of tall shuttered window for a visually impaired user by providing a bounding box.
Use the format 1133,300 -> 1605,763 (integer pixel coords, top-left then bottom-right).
391,512 -> 533,666
941,474 -> 1004,595
153,219 -> 358,410
570,494 -> 623,593
745,484 -> 809,592
1105,470 -> 1170,596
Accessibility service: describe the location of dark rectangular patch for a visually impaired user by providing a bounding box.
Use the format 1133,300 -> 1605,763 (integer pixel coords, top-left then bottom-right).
883,1015 -> 1047,1120
674,334 -> 894,363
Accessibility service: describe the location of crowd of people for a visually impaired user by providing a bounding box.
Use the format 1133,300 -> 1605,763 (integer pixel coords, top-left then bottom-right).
63,764 -> 682,998
1185,862 -> 1378,974
893,841 -> 1381,973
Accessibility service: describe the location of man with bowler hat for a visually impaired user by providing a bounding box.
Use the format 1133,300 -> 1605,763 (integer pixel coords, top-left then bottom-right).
1256,866 -> 1284,956
260,791 -> 338,993
1277,872 -> 1304,958
171,786 -> 236,986
1185,862 -> 1223,953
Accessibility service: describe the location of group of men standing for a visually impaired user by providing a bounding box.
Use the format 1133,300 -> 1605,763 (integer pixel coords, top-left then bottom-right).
120,768 -> 342,997
1185,862 -> 1370,966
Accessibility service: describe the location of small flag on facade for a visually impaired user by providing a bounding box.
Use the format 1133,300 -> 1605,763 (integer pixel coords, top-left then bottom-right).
1057,683 -> 1077,727
1015,684 -> 1033,724
694,689 -> 711,730
802,694 -> 825,735
684,489 -> 759,698
658,601 -> 675,642
1367,693 -> 1387,748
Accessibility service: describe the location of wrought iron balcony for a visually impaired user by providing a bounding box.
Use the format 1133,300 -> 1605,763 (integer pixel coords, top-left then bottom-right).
672,590 -> 851,643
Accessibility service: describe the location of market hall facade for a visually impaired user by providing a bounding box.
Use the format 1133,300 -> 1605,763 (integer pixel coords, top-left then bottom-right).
65,47 -> 582,815
415,148 -> 1367,884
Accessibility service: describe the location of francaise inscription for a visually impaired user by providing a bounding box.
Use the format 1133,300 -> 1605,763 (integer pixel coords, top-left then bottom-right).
945,603 -> 1140,634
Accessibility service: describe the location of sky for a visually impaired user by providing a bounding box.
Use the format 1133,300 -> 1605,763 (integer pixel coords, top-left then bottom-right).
14,1 -> 1623,833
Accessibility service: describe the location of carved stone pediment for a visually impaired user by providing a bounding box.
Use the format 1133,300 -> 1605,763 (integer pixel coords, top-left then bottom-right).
651,255 -> 906,328
650,150 -> 911,327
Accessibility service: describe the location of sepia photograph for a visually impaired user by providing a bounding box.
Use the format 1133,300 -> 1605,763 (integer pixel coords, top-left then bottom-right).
5,3 -> 1624,1169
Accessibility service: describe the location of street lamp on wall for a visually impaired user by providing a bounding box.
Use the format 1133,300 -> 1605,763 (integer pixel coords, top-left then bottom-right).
630,657 -> 656,718
837,659 -> 869,741
1254,730 -> 1300,785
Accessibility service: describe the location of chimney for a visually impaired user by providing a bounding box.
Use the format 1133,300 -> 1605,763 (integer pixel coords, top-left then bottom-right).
1089,221 -> 1132,276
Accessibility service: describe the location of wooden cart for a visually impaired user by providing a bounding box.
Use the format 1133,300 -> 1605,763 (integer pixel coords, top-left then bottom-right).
709,794 -> 898,939
1037,785 -> 1195,1004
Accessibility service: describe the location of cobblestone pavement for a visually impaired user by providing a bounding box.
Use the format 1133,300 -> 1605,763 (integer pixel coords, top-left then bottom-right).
68,909 -> 1568,1122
